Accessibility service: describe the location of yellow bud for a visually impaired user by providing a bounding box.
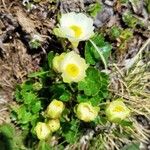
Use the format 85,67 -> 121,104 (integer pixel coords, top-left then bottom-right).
46,100 -> 65,119
75,102 -> 99,122
106,99 -> 130,123
47,119 -> 60,132
52,53 -> 66,72
35,122 -> 51,140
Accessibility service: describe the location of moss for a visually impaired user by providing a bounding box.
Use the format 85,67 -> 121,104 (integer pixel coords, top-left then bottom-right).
122,12 -> 138,28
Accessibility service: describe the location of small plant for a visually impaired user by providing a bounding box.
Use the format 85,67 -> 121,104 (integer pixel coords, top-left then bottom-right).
29,35 -> 43,49
87,2 -> 102,17
122,11 -> 138,28
108,25 -> 122,40
11,12 -> 138,149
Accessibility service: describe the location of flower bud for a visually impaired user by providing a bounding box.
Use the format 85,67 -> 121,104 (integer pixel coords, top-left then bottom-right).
106,99 -> 130,123
46,99 -> 65,119
33,82 -> 42,91
47,119 -> 60,132
35,122 -> 51,140
75,102 -> 99,122
52,53 -> 66,72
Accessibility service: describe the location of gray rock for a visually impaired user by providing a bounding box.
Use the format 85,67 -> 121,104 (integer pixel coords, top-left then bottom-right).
84,0 -> 96,4
129,0 -> 144,15
94,6 -> 114,27
103,0 -> 117,7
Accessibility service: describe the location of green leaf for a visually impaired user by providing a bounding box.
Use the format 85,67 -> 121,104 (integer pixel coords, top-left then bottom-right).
147,0 -> 150,13
85,34 -> 112,66
61,119 -> 80,144
21,81 -> 34,91
121,142 -> 140,150
0,124 -> 14,138
78,67 -> 109,96
77,93 -> 104,106
122,11 -> 138,28
31,101 -> 41,113
47,51 -> 54,69
28,70 -> 49,78
29,39 -> 41,49
15,87 -> 22,102
50,84 -> 71,102
119,120 -> 133,127
22,92 -> 37,104
109,26 -> 122,39
94,116 -> 107,125
37,141 -> 51,150
77,94 -> 88,103
0,124 -> 15,150
17,106 -> 32,124
59,91 -> 71,102
87,2 -> 102,17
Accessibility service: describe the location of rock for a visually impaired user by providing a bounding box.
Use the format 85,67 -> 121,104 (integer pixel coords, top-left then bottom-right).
94,6 -> 114,27
84,0 -> 96,5
103,0 -> 117,7
129,0 -> 144,15
60,0 -> 85,13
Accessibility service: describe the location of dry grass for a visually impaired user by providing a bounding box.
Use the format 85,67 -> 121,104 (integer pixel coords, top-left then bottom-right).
89,40 -> 150,149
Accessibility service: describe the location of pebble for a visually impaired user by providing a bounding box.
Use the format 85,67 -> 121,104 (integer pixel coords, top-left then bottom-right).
94,6 -> 114,27
103,0 -> 116,7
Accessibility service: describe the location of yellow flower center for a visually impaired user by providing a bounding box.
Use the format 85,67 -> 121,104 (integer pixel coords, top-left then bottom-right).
113,106 -> 124,112
54,101 -> 62,107
66,64 -> 79,77
70,25 -> 82,38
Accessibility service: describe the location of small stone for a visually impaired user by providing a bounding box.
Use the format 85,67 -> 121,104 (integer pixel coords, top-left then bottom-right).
84,0 -> 96,5
94,6 -> 114,27
103,0 -> 116,6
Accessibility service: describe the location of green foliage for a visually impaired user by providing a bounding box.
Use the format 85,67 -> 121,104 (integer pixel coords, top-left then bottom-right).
109,26 -> 122,39
85,34 -> 112,65
37,141 -> 50,150
87,2 -> 102,17
78,67 -> 108,95
50,83 -> 71,102
120,29 -> 133,41
121,142 -> 140,150
13,54 -> 109,147
78,67 -> 109,106
145,0 -> 150,13
61,119 -> 80,144
117,29 -> 133,51
28,70 -> 49,78
12,80 -> 43,131
122,12 -> 138,28
29,39 -> 41,49
47,51 -> 54,69
119,0 -> 129,4
0,124 -> 26,150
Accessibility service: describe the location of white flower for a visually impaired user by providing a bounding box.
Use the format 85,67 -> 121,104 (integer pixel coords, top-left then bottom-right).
46,100 -> 65,119
60,51 -> 88,83
106,99 -> 130,123
35,122 -> 51,140
47,119 -> 60,132
54,12 -> 94,48
75,102 -> 99,122
52,53 -> 66,72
